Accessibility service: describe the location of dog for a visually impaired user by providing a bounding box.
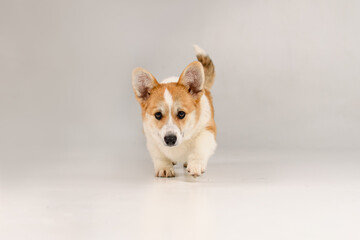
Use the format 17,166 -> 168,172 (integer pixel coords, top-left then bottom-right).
131,45 -> 216,177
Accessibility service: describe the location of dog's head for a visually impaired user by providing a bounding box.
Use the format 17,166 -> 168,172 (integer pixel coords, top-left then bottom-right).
132,61 -> 205,147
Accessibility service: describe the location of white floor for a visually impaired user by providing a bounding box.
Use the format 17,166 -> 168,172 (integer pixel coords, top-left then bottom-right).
1,149 -> 360,240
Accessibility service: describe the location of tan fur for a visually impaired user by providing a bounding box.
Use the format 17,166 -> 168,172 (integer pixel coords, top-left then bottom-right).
134,62 -> 216,139
178,61 -> 205,99
204,89 -> 217,137
196,54 -> 215,90
132,45 -> 217,178
132,68 -> 159,103
139,82 -> 205,133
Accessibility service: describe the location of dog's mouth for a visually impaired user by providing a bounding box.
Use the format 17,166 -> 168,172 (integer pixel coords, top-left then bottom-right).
164,143 -> 177,147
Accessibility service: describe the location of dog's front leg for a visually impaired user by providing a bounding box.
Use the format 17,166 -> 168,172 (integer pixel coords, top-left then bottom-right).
147,142 -> 175,178
186,130 -> 217,177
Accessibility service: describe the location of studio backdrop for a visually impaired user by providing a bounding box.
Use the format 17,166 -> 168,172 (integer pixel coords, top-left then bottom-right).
1,0 -> 360,172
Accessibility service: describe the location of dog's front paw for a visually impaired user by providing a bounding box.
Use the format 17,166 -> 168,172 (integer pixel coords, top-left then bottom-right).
155,166 -> 175,178
186,162 -> 205,177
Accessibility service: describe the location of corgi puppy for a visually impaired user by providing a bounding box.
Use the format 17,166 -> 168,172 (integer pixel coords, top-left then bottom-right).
132,45 -> 216,177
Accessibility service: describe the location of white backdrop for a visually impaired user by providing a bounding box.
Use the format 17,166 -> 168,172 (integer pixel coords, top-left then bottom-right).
1,2 -> 360,239
1,0 -> 360,168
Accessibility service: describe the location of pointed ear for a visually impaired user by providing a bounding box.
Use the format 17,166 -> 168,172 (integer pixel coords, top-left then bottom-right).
178,61 -> 205,98
132,67 -> 159,102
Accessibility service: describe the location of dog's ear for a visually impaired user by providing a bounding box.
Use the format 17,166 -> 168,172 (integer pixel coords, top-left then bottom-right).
178,61 -> 205,99
132,67 -> 159,102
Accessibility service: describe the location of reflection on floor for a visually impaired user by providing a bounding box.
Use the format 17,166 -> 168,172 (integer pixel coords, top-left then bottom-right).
1,149 -> 360,239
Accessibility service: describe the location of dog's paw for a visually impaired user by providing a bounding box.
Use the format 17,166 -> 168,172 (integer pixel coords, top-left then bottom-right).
186,162 -> 205,177
155,167 -> 175,178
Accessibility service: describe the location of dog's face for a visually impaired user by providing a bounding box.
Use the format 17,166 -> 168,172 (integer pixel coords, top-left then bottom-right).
132,62 -> 205,147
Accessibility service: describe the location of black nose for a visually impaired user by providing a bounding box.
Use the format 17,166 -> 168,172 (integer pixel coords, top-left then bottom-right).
164,135 -> 177,146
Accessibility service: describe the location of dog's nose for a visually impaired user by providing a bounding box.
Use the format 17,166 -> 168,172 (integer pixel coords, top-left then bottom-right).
164,135 -> 177,146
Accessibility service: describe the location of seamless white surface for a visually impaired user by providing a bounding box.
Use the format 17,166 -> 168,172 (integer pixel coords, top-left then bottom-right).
1,149 -> 360,240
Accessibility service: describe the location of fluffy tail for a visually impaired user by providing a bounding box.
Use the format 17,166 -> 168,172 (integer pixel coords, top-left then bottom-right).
193,44 -> 215,90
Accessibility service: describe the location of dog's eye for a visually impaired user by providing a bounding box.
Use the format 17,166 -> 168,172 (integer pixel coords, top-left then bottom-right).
154,112 -> 162,120
177,111 -> 186,119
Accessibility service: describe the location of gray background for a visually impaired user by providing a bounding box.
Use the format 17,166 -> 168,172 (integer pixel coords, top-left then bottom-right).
1,0 -> 360,171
